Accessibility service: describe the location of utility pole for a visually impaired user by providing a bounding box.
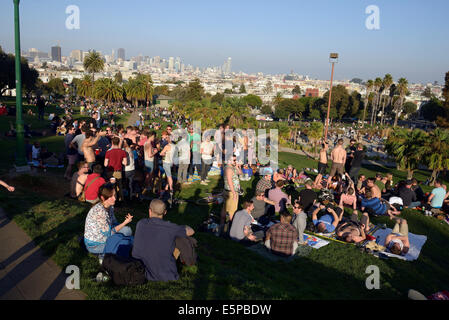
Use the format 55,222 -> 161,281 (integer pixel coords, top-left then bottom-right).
324,53 -> 338,142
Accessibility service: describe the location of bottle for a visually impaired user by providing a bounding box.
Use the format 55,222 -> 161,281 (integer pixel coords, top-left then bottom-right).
96,272 -> 109,283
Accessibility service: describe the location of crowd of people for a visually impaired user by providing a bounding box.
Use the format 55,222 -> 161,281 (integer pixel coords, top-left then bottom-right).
3,97 -> 449,285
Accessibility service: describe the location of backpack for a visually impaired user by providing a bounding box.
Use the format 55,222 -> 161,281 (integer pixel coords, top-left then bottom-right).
104,233 -> 134,258
175,237 -> 198,266
78,176 -> 100,202
102,254 -> 147,286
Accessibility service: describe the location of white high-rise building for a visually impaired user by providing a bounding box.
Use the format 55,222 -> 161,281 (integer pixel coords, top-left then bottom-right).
168,57 -> 174,71
70,50 -> 83,62
226,57 -> 232,74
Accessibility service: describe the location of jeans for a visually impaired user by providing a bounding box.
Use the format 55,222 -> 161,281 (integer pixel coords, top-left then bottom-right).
265,239 -> 298,256
408,201 -> 422,209
125,170 -> 135,198
348,166 -> 361,182
85,226 -> 133,259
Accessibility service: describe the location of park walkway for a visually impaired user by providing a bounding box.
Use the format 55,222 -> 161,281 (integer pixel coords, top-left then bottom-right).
0,208 -> 85,300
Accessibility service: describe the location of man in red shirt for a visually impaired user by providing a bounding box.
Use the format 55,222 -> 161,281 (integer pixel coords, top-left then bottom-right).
84,164 -> 106,204
104,137 -> 128,201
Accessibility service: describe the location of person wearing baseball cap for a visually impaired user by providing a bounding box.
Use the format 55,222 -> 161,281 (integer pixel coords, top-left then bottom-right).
398,179 -> 420,208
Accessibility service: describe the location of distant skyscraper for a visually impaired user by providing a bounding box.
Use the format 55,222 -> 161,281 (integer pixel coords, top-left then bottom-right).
51,45 -> 62,62
168,57 -> 174,71
117,48 -> 125,60
226,57 -> 232,74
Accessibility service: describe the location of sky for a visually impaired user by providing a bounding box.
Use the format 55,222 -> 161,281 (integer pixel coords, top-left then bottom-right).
0,0 -> 448,84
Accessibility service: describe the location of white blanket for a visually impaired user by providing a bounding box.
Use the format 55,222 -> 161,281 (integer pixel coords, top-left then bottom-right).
373,228 -> 427,261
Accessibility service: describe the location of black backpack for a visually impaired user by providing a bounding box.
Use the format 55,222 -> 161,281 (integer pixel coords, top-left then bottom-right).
102,254 -> 147,286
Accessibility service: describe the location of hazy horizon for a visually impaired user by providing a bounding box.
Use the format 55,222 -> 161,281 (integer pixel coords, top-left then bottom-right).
1,0 -> 448,84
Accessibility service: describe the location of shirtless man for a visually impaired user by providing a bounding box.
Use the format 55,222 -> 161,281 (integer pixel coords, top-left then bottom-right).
314,142 -> 328,188
327,139 -> 346,187
366,178 -> 382,199
82,129 -> 106,171
337,212 -> 374,243
143,131 -> 157,191
70,161 -> 89,199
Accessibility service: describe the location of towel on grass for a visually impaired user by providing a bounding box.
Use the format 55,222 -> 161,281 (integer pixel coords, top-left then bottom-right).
303,233 -> 330,249
373,228 -> 427,261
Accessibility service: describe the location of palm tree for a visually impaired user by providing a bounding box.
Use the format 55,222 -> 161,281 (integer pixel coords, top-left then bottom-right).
423,129 -> 449,185
136,74 -> 154,107
83,51 -> 105,94
393,78 -> 408,127
76,75 -> 93,98
380,74 -> 393,125
124,77 -> 146,107
94,78 -> 123,103
363,79 -> 373,125
385,128 -> 427,179
371,77 -> 383,125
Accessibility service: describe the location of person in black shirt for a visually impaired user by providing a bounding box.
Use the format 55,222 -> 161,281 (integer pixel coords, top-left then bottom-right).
348,144 -> 365,183
399,180 -> 421,208
36,96 -> 45,121
298,180 -> 317,213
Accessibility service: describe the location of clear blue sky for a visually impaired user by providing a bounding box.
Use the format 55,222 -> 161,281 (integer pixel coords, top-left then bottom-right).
1,0 -> 448,84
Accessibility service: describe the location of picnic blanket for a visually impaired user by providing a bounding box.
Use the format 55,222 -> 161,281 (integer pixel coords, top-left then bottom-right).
303,233 -> 330,249
372,228 -> 427,261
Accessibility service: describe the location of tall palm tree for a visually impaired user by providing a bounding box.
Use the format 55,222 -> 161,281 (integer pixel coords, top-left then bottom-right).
380,74 -> 393,125
124,77 -> 146,107
423,129 -> 449,185
136,74 -> 154,106
371,77 -> 383,125
83,51 -> 105,95
94,78 -> 123,104
393,78 -> 408,127
363,79 -> 373,125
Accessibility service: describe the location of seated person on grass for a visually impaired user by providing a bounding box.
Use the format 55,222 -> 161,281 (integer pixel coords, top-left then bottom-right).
361,189 -> 400,218
339,187 -> 358,213
251,191 -> 276,222
292,201 -> 308,246
229,201 -> 262,245
84,184 -> 133,263
132,199 -> 195,282
265,211 -> 299,257
268,180 -> 292,214
297,180 -> 317,213
336,212 -> 375,243
311,202 -> 342,234
385,217 -> 410,256
426,179 -> 447,212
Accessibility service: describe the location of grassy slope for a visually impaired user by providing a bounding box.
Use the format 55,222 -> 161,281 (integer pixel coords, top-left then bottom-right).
1,148 -> 448,299
1,99 -> 448,299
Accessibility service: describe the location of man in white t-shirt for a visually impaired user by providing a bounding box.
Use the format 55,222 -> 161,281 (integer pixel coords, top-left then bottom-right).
200,136 -> 215,185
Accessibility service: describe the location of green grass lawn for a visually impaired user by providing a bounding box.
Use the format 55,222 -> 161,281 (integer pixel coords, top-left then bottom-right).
1,146 -> 449,299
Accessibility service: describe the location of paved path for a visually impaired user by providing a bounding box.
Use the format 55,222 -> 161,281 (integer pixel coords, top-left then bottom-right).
0,208 -> 86,300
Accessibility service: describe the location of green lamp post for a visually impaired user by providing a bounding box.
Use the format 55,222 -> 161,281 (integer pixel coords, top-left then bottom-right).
13,0 -> 29,170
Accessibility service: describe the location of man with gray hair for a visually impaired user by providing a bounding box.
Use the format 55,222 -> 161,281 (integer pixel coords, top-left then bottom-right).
132,199 -> 195,281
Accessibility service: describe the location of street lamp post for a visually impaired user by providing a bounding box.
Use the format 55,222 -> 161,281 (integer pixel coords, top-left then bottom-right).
13,0 -> 29,171
324,53 -> 338,142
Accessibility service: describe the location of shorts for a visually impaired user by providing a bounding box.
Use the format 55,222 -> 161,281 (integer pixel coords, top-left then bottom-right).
318,162 -> 328,175
145,159 -> 154,173
163,163 -> 172,178
329,163 -> 345,177
224,190 -> 239,220
67,154 -> 78,165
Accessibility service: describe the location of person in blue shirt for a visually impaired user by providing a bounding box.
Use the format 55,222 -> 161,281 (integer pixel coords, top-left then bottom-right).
427,180 -> 447,209
132,199 -> 195,282
361,189 -> 400,218
311,202 -> 342,233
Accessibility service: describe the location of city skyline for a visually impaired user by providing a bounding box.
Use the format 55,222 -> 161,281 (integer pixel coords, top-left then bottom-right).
1,0 -> 448,83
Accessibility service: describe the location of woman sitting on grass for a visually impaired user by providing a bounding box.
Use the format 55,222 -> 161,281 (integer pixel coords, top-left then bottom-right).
84,184 -> 133,262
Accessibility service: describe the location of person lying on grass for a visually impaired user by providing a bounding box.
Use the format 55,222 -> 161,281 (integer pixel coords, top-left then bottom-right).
336,212 -> 376,243
311,201 -> 343,234
385,217 -> 410,256
360,189 -> 401,218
